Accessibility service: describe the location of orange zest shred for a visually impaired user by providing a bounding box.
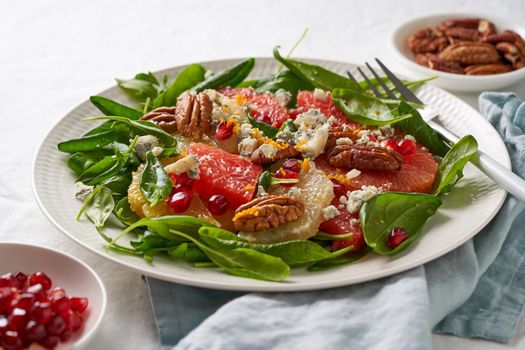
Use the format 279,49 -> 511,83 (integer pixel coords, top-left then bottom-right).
232,207 -> 259,222
294,140 -> 307,150
227,117 -> 240,135
301,158 -> 310,172
245,184 -> 255,191
235,94 -> 247,105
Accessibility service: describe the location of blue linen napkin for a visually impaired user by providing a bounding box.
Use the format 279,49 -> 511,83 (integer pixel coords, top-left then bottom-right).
145,92 -> 525,350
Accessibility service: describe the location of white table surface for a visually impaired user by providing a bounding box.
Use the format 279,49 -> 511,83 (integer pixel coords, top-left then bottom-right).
2,0 -> 525,349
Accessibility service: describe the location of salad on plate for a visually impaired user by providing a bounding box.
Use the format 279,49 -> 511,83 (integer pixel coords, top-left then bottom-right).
57,47 -> 478,282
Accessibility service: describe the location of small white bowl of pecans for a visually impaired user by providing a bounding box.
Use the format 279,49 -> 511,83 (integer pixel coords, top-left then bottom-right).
390,13 -> 525,92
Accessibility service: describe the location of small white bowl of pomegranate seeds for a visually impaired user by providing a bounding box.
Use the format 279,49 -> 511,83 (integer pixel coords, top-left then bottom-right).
390,13 -> 525,92
0,243 -> 107,349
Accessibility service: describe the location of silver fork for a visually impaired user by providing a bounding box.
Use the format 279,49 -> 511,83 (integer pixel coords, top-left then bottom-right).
349,59 -> 525,203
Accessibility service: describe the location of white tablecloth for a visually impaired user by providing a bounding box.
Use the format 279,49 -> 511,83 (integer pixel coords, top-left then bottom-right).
2,0 -> 525,349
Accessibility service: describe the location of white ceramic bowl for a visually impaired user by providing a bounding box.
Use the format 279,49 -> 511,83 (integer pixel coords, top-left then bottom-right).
0,243 -> 107,349
390,13 -> 525,92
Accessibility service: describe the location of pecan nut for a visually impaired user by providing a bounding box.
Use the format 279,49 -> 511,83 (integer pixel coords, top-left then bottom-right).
465,63 -> 512,75
445,27 -> 479,42
483,30 -> 525,56
325,127 -> 358,150
438,18 -> 496,36
327,144 -> 402,172
439,42 -> 500,65
174,92 -> 213,139
418,54 -> 464,74
408,28 -> 449,54
141,106 -> 178,134
250,142 -> 300,165
233,195 -> 305,232
496,42 -> 525,69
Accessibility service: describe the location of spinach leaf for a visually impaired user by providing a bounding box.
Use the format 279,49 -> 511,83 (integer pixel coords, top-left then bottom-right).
158,147 -> 179,159
333,97 -> 412,126
312,232 -> 355,240
130,234 -> 172,251
258,170 -> 299,191
308,247 -> 370,271
101,172 -> 132,198
114,196 -> 141,226
192,58 -> 255,91
153,64 -> 206,108
360,192 -> 442,255
433,135 -> 478,196
140,152 -> 172,207
273,47 -> 362,92
255,70 -> 315,106
76,186 -> 115,229
248,116 -> 279,138
116,72 -> 168,100
169,229 -> 290,282
86,116 -> 176,147
168,243 -> 210,263
58,130 -> 117,153
90,96 -> 143,120
67,152 -> 102,176
395,102 -> 450,157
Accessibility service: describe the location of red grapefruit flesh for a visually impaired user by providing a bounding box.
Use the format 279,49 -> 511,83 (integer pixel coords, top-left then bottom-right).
320,199 -> 366,252
295,90 -> 359,128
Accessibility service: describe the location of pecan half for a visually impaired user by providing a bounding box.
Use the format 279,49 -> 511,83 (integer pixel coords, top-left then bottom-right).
408,28 -> 449,54
496,42 -> 525,69
465,63 -> 512,75
438,18 -> 482,32
426,55 -> 464,74
325,127 -> 358,150
439,42 -> 500,65
174,92 -> 212,139
445,27 -> 479,42
141,106 -> 178,134
483,30 -> 525,56
233,195 -> 305,232
250,142 -> 300,165
478,19 -> 497,37
327,144 -> 402,172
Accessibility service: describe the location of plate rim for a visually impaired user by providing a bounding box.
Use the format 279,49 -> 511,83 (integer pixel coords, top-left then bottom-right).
32,56 -> 510,292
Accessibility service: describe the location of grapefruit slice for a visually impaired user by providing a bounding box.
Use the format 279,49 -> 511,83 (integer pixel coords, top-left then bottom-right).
319,199 -> 365,252
218,87 -> 289,127
315,143 -> 438,194
295,90 -> 359,128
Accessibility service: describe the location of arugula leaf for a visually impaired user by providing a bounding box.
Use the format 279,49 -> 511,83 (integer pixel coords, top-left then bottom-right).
90,96 -> 143,120
114,196 -> 141,226
153,64 -> 206,108
360,192 -> 442,255
169,229 -> 290,282
248,116 -> 278,138
116,72 -> 167,100
76,185 -> 115,229
394,102 -> 450,157
273,47 -> 362,92
140,152 -> 172,207
333,97 -> 412,126
58,130 -> 117,153
85,116 -> 176,147
433,135 -> 478,196
192,58 -> 255,91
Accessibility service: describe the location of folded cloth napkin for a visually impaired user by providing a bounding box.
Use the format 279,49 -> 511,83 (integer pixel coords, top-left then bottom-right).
145,92 -> 525,350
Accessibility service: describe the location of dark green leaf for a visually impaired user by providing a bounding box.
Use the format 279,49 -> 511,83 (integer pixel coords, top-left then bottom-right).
114,196 -> 141,226
192,58 -> 255,91
153,64 -> 206,108
168,243 -> 210,263
102,172 -> 132,197
67,152 -> 102,176
433,135 -> 478,196
90,96 -> 143,120
58,130 -> 117,153
395,102 -> 450,157
360,192 -> 442,255
273,47 -> 362,92
116,72 -> 166,100
308,247 -> 370,271
140,152 -> 172,207
130,234 -> 171,251
255,70 -> 315,106
158,147 -> 179,159
77,186 -> 115,229
248,116 -> 279,139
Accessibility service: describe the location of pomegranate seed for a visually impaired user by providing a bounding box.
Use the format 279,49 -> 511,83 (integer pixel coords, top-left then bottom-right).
331,179 -> 347,197
281,159 -> 301,173
16,293 -> 36,311
60,329 -> 72,342
12,272 -> 27,290
172,184 -> 193,196
0,273 -> 14,288
398,139 -> 416,157
388,227 -> 409,249
8,308 -> 28,330
29,272 -> 52,291
70,312 -> 83,332
0,287 -> 15,313
288,109 -> 300,120
0,317 -> 9,332
274,169 -> 299,187
41,335 -> 59,349
47,315 -> 66,335
69,297 -> 88,313
369,135 -> 378,142
26,320 -> 46,342
208,195 -> 229,216
51,296 -> 71,318
167,191 -> 192,213
259,114 -> 272,125
382,138 -> 400,153
169,172 -> 193,187
1,330 -> 22,350
31,302 -> 53,325
215,121 -> 234,141
26,284 -> 46,302
48,286 -> 65,300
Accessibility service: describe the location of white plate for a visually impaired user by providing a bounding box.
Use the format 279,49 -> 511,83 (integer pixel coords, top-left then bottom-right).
0,243 -> 107,349
32,57 -> 509,292
390,13 -> 525,92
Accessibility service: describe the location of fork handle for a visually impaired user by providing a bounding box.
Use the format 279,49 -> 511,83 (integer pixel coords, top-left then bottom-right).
427,120 -> 525,202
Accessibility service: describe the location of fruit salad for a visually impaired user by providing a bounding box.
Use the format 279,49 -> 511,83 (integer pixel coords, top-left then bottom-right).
58,48 -> 478,281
